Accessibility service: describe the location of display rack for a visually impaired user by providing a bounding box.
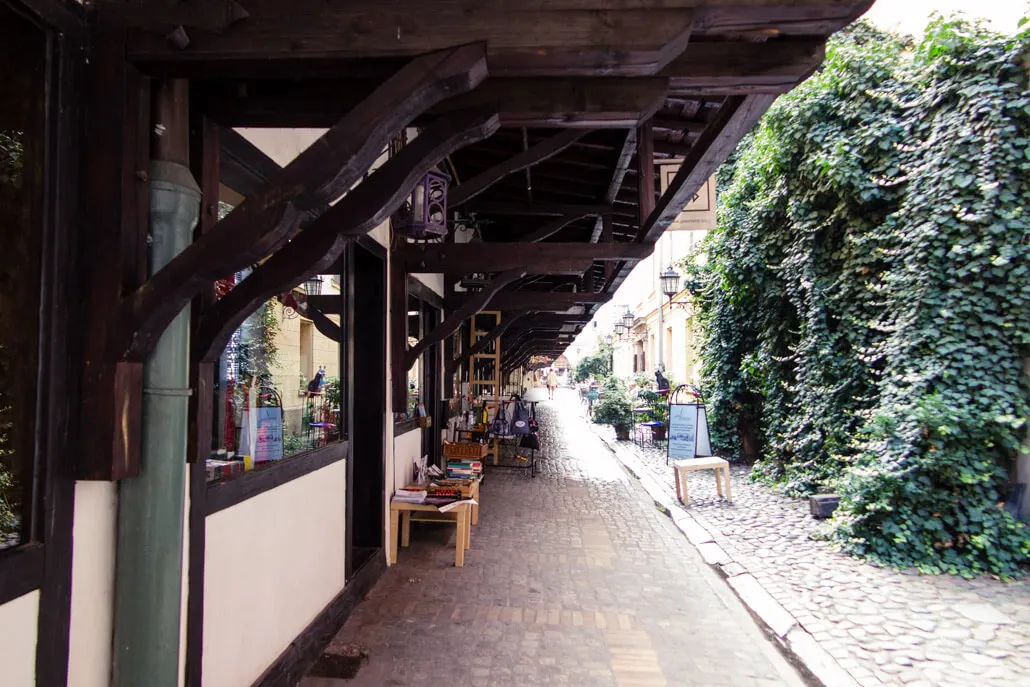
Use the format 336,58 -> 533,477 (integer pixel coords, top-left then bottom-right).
469,311 -> 502,463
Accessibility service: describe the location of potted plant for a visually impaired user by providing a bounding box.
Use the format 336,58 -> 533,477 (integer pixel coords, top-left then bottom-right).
592,378 -> 634,440
638,387 -> 670,441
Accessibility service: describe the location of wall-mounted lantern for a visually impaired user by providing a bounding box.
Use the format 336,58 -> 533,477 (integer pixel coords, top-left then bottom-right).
304,276 -> 323,296
661,265 -> 681,301
394,171 -> 450,239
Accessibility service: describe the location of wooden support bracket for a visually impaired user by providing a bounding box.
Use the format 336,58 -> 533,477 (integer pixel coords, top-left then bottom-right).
114,43 -> 489,362
196,106 -> 499,363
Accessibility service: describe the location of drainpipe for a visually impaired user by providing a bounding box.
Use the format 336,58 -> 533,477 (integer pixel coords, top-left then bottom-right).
656,235 -> 664,372
113,79 -> 199,687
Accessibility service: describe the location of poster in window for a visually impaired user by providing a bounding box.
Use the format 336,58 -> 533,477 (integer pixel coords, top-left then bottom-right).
240,407 -> 284,463
668,404 -> 713,460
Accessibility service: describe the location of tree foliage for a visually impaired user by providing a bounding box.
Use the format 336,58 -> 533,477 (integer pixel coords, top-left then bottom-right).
693,18 -> 1030,576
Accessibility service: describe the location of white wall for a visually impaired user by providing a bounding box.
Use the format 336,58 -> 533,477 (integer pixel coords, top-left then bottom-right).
392,427 -> 422,496
67,482 -> 118,687
203,460 -> 346,687
0,590 -> 39,686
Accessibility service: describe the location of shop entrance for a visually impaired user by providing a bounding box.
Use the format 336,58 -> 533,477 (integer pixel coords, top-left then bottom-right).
347,241 -> 387,578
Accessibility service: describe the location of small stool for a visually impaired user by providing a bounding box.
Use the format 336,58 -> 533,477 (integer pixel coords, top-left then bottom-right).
673,457 -> 732,505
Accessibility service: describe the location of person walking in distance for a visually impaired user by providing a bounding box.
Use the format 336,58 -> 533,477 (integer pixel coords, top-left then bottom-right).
546,368 -> 558,400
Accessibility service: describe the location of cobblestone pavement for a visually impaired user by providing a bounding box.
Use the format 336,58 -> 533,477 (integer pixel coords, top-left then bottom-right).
592,423 -> 1030,687
304,389 -> 805,687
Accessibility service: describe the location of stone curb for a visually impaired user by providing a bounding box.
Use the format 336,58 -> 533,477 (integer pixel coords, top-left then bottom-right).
591,427 -> 859,687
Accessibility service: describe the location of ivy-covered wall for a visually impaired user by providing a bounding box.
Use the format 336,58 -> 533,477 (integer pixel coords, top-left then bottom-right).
690,18 -> 1030,576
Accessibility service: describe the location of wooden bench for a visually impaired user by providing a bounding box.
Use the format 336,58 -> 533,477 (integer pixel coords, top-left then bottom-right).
389,500 -> 473,567
672,457 -> 732,505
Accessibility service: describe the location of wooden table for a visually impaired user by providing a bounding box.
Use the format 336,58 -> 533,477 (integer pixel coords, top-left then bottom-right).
672,457 -> 732,505
389,500 -> 473,567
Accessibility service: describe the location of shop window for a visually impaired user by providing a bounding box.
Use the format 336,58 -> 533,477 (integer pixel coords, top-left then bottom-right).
0,7 -> 46,551
207,268 -> 345,483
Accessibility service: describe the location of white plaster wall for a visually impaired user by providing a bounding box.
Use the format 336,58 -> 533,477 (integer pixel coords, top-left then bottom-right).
203,460 -> 346,687
67,481 -> 118,687
412,273 -> 444,297
0,590 -> 39,686
392,427 -> 422,495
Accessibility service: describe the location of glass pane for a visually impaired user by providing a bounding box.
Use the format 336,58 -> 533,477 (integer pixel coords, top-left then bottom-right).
0,7 -> 45,549
208,273 -> 343,483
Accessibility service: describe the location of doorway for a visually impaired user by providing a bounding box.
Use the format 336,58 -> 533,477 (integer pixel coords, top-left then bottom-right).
347,240 -> 386,578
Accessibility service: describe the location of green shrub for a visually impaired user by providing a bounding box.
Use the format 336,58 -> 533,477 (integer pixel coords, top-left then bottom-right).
696,17 -> 1030,576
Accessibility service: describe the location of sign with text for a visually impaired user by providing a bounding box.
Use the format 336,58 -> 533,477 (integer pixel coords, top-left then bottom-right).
668,403 -> 713,460
657,162 -> 717,232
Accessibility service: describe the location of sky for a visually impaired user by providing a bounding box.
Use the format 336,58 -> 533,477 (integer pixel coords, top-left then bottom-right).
861,0 -> 1027,35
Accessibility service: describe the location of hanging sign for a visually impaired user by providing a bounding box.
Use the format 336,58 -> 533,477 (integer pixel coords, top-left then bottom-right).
240,407 -> 284,463
667,403 -> 712,460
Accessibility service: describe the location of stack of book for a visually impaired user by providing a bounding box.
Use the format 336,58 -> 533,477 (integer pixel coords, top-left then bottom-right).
446,459 -> 483,480
427,479 -> 473,499
206,459 -> 244,482
393,487 -> 427,504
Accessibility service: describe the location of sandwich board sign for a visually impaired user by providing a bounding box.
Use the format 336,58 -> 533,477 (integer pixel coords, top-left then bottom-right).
667,403 -> 712,460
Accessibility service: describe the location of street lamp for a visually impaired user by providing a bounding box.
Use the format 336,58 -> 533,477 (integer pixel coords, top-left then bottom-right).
661,265 -> 681,302
621,307 -> 634,330
614,321 -> 626,338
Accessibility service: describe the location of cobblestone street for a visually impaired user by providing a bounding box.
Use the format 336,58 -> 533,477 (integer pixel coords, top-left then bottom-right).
592,421 -> 1030,687
304,390 -> 805,686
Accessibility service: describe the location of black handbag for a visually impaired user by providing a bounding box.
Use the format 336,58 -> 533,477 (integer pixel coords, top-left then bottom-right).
519,433 -> 540,450
490,403 -> 509,436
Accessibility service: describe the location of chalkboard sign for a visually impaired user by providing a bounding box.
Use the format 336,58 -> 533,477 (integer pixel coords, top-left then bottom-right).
668,403 -> 712,460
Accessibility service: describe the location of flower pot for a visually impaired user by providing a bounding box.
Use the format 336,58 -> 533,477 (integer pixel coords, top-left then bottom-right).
614,423 -> 631,441
650,423 -> 667,441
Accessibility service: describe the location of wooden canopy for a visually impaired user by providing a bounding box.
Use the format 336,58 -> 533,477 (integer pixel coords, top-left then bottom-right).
57,0 -> 872,451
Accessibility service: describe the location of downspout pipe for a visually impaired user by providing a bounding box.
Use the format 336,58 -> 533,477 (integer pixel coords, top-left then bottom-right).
113,80 -> 199,687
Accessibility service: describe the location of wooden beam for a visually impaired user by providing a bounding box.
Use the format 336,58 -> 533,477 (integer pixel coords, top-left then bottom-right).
654,139 -> 693,156
591,128 -> 637,242
390,254 -> 408,414
637,119 -> 656,226
14,0 -> 85,38
662,38 -> 826,94
196,107 -> 499,363
126,4 -> 697,77
115,44 -> 490,361
400,242 -> 652,273
451,130 -> 589,207
197,77 -> 669,129
404,270 -> 526,371
463,201 -> 610,217
640,94 -> 775,243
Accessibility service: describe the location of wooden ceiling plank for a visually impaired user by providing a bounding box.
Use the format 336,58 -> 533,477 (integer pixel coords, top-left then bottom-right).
127,4 -> 699,76
463,201 -> 610,216
451,129 -> 589,206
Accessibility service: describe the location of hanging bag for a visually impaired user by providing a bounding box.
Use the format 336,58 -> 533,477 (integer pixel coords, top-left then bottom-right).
490,402 -> 509,436
528,401 -> 539,434
510,400 -> 530,435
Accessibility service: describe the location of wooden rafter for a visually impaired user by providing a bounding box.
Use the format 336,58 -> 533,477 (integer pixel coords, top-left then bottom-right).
404,269 -> 526,371
450,129 -> 589,206
522,213 -> 587,243
479,291 -> 610,312
195,107 -> 500,363
399,242 -> 652,274
463,201 -> 610,217
114,43 -> 489,361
